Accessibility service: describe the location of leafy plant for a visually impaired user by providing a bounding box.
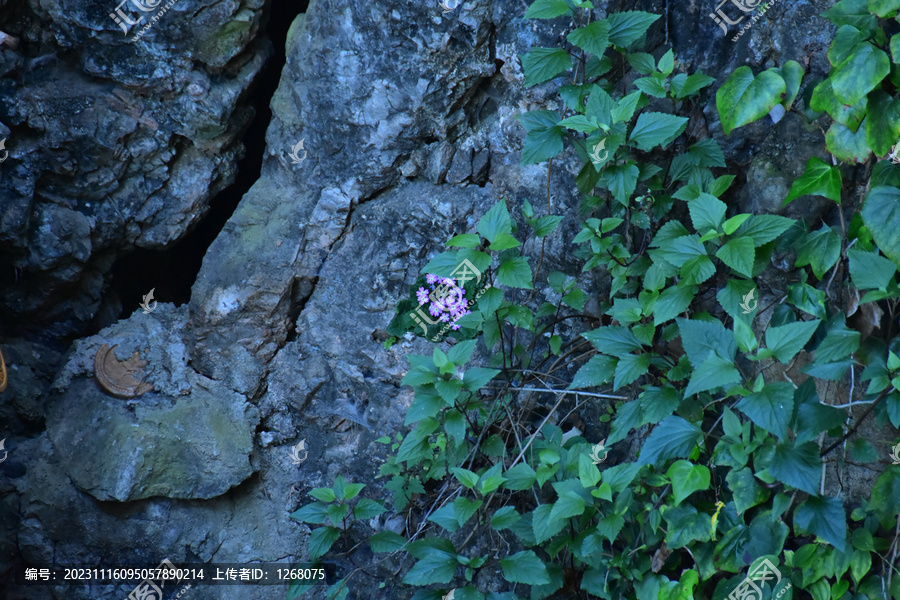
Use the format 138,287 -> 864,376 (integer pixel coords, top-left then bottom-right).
289,2 -> 900,599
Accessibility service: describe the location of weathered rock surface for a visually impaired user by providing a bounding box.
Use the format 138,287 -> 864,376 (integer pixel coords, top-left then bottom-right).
0,0 -> 270,338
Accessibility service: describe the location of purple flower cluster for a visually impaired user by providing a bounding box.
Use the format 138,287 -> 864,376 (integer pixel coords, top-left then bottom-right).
416,273 -> 472,331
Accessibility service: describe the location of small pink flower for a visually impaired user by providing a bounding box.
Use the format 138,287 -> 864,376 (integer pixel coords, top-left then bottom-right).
416,288 -> 429,305
426,273 -> 439,285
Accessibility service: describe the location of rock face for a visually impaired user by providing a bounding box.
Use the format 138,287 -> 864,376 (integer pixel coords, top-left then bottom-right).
0,0 -> 873,598
0,0 -> 270,338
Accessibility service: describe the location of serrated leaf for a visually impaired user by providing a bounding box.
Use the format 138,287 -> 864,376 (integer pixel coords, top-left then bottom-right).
629,112 -> 689,150
308,526 -> 341,561
613,352 -> 651,390
638,416 -> 703,466
570,354 -> 617,389
716,66 -> 786,135
582,326 -> 644,357
491,506 -> 521,530
497,255 -> 533,289
716,236 -> 756,278
685,353 -> 741,397
796,226 -> 841,280
524,0 -> 574,19
503,463 -> 537,490
766,440 -> 821,495
736,214 -> 796,246
794,496 -> 847,551
736,381 -> 795,439
521,48 -> 573,87
451,467 -> 480,489
477,201 -> 513,243
783,157 -> 842,205
601,163 -> 640,205
677,317 -> 737,366
500,551 -> 550,585
688,193 -> 727,233
567,20 -> 611,56
369,530 -> 408,553
765,319 -> 821,363
606,11 -> 660,47
653,281 -> 696,326
848,249 -> 897,291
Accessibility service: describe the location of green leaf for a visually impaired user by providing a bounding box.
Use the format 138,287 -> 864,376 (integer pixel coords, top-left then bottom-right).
354,498 -> 386,520
787,282 -> 827,318
503,463 -> 537,491
823,0 -> 877,31
716,66 -> 786,135
601,163 -> 640,205
688,193 -> 727,233
830,42 -> 890,107
447,233 -> 481,248
716,237 -> 756,278
612,90 -> 643,123
578,453 -> 602,487
671,72 -> 716,100
736,214 -> 796,246
736,382 -> 795,439
521,48 -> 573,87
524,0 -> 574,19
780,60 -> 804,111
497,255 -> 533,289
685,353 -> 741,397
726,467 -> 771,514
403,542 -> 458,585
629,112 -> 689,150
662,505 -> 711,549
796,226 -> 841,280
535,215 -> 564,238
783,157 -> 842,205
849,249 -> 897,291
477,201 -> 512,244
549,490 -> 587,521
765,319 -> 821,363
635,76 -> 668,98
810,79 -> 867,132
448,339 -> 477,366
596,513 -> 625,541
491,506 -> 521,530
309,487 -> 336,503
677,317 -> 737,366
794,496 -> 848,552
606,11 -> 660,47
862,186 -> 900,267
613,352 -> 651,390
290,502 -> 329,524
452,497 -> 482,529
582,326 -> 644,357
658,48 -> 675,75
369,531 -> 408,553
570,354 -> 617,389
814,316 -> 860,363
519,111 -> 564,164
653,281 -> 696,326
626,52 -> 657,74
343,482 -> 365,501
308,526 -> 341,561
451,467 -> 480,489
500,551 -> 550,585
532,503 -> 566,543
826,119 -> 873,164
638,416 -> 703,466
766,441 -> 822,495
866,90 -> 900,156
463,367 -> 501,391
869,0 -> 900,17
567,20 -> 611,57
667,460 -> 711,504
